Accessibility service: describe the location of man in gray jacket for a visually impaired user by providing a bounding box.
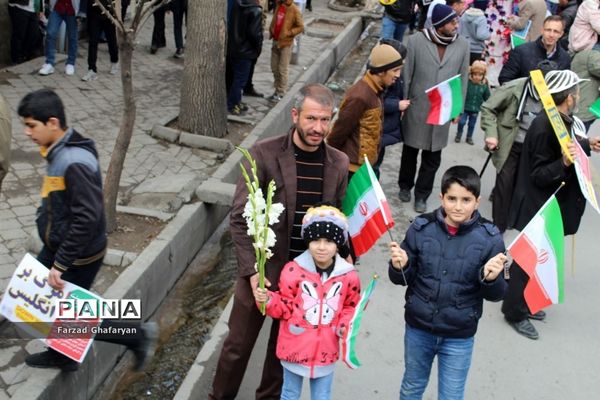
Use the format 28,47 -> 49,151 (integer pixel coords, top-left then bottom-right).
398,3 -> 469,213
0,94 -> 10,193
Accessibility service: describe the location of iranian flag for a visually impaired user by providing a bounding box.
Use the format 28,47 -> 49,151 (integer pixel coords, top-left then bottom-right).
426,74 -> 463,125
341,275 -> 378,369
342,156 -> 394,256
507,195 -> 565,314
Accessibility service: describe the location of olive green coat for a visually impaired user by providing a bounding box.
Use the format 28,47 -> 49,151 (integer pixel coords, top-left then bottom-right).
572,49 -> 600,123
480,78 -> 528,171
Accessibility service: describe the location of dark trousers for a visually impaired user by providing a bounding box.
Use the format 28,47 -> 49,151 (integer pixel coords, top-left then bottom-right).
151,0 -> 186,50
37,246 -> 143,346
398,144 -> 442,201
8,5 -> 42,64
492,142 -> 522,232
227,57 -> 252,110
243,58 -> 259,93
456,111 -> 479,140
501,260 -> 530,322
87,7 -> 118,71
210,277 -> 283,400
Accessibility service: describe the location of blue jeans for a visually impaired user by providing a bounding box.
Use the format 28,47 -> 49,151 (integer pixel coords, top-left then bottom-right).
381,15 -> 409,43
456,112 -> 479,140
45,10 -> 78,66
227,58 -> 252,110
281,367 -> 334,400
400,325 -> 474,400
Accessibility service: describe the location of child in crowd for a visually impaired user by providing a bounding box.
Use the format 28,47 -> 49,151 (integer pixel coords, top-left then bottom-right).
253,205 -> 361,400
455,60 -> 491,145
388,165 -> 507,399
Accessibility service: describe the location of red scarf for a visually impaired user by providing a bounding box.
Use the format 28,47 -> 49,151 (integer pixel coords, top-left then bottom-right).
273,4 -> 287,41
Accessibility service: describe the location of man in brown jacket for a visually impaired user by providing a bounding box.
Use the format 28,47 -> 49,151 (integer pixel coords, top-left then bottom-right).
328,43 -> 403,178
209,84 -> 349,400
267,0 -> 304,101
0,93 -> 11,193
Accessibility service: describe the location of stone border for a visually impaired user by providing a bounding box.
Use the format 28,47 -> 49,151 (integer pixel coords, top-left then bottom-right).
16,15 -> 364,400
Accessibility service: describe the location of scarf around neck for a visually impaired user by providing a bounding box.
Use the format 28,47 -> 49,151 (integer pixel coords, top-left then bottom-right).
423,28 -> 458,47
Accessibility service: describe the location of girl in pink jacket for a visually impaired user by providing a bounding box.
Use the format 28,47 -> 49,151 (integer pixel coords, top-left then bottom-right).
254,205 -> 361,399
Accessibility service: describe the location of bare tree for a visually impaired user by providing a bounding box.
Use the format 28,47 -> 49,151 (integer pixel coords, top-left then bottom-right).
178,0 -> 227,137
94,0 -> 170,232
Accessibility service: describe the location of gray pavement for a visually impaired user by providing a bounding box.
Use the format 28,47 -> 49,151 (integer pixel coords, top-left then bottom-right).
0,2 -> 356,397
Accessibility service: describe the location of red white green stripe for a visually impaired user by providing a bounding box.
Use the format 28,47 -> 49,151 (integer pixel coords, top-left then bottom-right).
426,74 -> 463,125
507,195 -> 564,314
342,157 -> 394,256
341,275 -> 378,369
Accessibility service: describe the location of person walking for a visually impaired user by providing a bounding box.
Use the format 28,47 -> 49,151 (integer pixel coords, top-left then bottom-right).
455,60 -> 490,145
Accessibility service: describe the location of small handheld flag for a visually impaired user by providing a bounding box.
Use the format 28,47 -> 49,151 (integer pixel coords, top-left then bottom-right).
425,74 -> 463,125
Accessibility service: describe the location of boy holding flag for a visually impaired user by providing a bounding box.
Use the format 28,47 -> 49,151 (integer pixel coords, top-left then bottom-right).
389,165 -> 507,399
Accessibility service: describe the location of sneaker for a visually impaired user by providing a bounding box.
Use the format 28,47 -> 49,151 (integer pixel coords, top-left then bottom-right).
414,198 -> 427,213
238,102 -> 249,112
25,349 -> 78,372
131,322 -> 159,371
229,104 -> 246,116
110,63 -> 119,75
527,310 -> 546,321
174,48 -> 184,58
267,93 -> 283,102
38,63 -> 55,76
399,188 -> 411,203
150,45 -> 158,54
81,69 -> 97,82
466,138 -> 474,145
454,136 -> 461,143
65,64 -> 75,76
507,318 -> 539,340
243,87 -> 264,98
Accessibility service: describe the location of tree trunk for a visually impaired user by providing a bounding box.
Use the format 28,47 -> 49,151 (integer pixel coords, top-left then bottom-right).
179,0 -> 227,137
104,31 -> 137,232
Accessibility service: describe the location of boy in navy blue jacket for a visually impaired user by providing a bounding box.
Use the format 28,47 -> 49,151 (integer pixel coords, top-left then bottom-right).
388,165 -> 507,399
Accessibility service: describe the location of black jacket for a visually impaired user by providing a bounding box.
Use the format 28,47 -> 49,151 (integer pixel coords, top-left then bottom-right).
227,0 -> 263,60
509,112 -> 590,235
384,0 -> 414,23
389,208 -> 506,338
381,78 -> 405,147
37,129 -> 107,272
498,36 -> 571,85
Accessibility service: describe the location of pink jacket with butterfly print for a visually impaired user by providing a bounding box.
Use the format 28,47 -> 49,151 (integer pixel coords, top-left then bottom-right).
262,250 -> 361,378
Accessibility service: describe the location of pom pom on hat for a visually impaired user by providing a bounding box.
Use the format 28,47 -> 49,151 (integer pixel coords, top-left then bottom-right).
431,3 -> 457,28
301,206 -> 349,248
367,44 -> 403,74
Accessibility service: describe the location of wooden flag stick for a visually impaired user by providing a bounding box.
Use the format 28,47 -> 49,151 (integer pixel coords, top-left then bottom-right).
388,229 -> 408,285
571,235 -> 576,277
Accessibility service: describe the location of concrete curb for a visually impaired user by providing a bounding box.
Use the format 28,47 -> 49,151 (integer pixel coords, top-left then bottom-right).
151,124 -> 234,153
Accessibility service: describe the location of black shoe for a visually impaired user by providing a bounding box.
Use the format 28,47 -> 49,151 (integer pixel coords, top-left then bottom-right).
454,136 -> 461,143
466,138 -> 474,145
150,45 -> 158,54
238,102 -> 249,112
244,87 -> 264,98
174,48 -> 184,58
414,198 -> 427,213
508,319 -> 539,340
399,189 -> 411,203
25,350 -> 79,372
131,322 -> 159,371
229,104 -> 247,116
527,310 -> 546,321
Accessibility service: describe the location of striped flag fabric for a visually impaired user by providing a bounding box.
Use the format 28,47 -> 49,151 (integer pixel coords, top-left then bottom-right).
342,156 -> 394,256
341,275 -> 378,369
425,74 -> 463,125
507,195 -> 565,314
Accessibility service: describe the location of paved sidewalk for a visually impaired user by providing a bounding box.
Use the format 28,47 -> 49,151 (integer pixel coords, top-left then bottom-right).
0,2 -> 360,397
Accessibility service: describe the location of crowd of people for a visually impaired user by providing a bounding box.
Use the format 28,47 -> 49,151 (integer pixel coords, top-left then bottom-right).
3,0 -> 600,399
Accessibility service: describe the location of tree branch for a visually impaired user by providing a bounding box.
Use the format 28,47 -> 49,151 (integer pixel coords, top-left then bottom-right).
134,0 -> 172,36
93,0 -> 125,33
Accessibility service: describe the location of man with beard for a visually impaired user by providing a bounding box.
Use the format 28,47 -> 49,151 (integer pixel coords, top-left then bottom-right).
209,84 -> 349,400
503,70 -> 600,340
398,2 -> 469,213
328,43 -> 403,180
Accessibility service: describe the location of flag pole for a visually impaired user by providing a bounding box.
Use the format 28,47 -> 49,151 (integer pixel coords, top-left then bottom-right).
506,182 -> 566,251
388,228 -> 408,285
571,235 -> 576,277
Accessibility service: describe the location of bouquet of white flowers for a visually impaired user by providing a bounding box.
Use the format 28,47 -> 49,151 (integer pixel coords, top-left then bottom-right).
238,147 -> 285,314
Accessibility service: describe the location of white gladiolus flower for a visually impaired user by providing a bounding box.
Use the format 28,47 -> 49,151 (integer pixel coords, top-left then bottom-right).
268,203 -> 284,224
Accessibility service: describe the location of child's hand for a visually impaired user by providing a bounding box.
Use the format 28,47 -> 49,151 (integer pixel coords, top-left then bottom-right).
254,287 -> 270,304
483,253 -> 507,281
399,99 -> 411,111
389,242 -> 408,270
